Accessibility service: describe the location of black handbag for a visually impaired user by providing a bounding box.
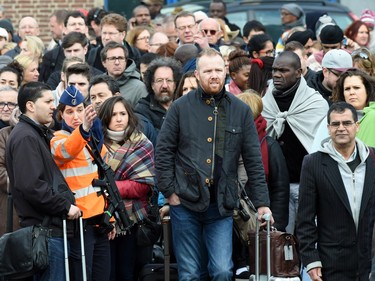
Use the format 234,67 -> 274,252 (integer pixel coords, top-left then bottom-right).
137,216 -> 162,247
0,218 -> 50,279
137,202 -> 162,247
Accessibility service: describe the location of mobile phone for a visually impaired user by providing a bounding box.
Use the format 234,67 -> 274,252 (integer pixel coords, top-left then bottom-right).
342,37 -> 347,47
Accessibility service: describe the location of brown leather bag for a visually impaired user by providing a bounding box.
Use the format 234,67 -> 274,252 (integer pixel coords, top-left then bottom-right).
248,227 -> 301,277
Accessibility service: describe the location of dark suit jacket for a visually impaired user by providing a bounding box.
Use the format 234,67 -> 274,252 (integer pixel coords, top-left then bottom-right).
39,46 -> 65,82
39,44 -> 99,82
297,149 -> 375,281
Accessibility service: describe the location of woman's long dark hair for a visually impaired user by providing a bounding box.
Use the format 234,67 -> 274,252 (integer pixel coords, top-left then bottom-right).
248,56 -> 274,96
175,71 -> 197,99
331,68 -> 375,107
97,96 -> 140,143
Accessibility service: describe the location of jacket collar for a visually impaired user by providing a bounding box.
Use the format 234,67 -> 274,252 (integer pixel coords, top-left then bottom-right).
19,114 -> 54,147
198,86 -> 230,104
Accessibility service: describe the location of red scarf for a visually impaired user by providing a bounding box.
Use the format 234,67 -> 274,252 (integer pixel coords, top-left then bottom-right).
254,114 -> 269,183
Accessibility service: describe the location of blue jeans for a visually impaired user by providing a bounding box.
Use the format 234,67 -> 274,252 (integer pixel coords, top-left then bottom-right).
170,203 -> 233,281
286,183 -> 299,234
34,238 -> 65,281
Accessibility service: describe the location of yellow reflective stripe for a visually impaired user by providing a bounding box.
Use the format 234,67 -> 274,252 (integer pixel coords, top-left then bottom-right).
61,165 -> 98,178
83,147 -> 92,159
74,185 -> 101,199
51,138 -> 74,160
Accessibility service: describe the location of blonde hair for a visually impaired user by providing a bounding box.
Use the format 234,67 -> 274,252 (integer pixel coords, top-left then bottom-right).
236,90 -> 262,119
14,54 -> 38,71
352,48 -> 375,77
23,36 -> 45,61
215,18 -> 228,42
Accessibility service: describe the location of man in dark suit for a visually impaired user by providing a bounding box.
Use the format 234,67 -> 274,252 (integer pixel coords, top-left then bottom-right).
297,102 -> 375,281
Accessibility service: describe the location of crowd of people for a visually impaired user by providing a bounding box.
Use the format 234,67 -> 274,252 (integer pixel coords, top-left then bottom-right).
1,0 -> 375,281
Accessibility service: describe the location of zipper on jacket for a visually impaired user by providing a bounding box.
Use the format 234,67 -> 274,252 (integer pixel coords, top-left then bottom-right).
352,172 -> 357,221
210,97 -> 218,185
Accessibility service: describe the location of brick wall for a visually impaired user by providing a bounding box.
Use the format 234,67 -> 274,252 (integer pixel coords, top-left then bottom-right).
1,0 -> 103,45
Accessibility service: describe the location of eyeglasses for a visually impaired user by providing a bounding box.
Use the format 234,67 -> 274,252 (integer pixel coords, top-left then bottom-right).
106,56 -> 126,63
102,31 -> 120,37
327,68 -> 341,77
136,36 -> 150,41
153,78 -> 174,85
176,24 -> 196,31
329,121 -> 356,129
202,29 -> 218,36
0,102 -> 17,110
259,49 -> 275,57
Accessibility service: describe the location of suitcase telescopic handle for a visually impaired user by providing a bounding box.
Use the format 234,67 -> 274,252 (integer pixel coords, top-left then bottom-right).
255,213 -> 272,281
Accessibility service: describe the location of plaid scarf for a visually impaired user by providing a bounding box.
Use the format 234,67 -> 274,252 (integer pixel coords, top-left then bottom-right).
108,132 -> 155,226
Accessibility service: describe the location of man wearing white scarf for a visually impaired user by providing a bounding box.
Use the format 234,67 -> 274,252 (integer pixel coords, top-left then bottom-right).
262,51 -> 328,234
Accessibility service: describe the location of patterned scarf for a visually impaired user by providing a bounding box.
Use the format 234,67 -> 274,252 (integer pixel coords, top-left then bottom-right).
108,131 -> 155,225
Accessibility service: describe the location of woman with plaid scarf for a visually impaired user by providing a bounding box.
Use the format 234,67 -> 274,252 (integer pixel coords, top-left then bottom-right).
98,95 -> 155,281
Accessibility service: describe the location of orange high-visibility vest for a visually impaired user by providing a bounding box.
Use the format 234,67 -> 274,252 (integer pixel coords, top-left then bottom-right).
51,128 -> 108,219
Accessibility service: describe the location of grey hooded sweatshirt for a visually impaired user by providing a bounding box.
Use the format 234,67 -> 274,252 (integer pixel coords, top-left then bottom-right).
116,58 -> 148,108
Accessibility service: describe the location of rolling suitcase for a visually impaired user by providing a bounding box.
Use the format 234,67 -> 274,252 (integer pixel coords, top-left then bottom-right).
250,213 -> 300,281
139,216 -> 178,281
63,216 -> 87,281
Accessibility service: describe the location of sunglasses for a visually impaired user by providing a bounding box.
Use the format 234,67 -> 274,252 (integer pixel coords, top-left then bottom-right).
202,29 -> 218,36
351,49 -> 370,60
327,68 -> 342,77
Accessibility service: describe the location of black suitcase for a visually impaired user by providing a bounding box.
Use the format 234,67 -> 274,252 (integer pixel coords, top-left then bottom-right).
139,216 -> 179,281
139,263 -> 178,281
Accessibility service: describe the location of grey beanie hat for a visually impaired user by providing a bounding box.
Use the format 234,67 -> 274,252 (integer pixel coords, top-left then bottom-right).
281,4 -> 304,18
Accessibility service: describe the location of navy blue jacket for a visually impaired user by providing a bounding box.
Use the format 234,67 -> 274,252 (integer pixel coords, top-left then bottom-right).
155,87 -> 270,216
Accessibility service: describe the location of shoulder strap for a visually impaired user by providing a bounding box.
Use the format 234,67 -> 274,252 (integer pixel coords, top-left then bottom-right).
260,135 -> 267,145
238,181 -> 257,212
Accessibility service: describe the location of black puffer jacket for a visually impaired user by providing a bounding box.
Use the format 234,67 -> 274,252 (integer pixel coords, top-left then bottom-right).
266,136 -> 290,231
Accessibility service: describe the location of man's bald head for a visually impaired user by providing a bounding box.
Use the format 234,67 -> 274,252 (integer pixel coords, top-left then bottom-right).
18,16 -> 39,40
199,17 -> 222,44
